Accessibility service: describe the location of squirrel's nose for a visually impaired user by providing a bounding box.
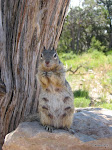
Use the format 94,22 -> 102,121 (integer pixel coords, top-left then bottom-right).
45,61 -> 50,65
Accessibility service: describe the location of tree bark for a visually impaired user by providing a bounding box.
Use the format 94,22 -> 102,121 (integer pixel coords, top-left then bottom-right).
0,0 -> 70,149
76,25 -> 81,54
109,19 -> 112,49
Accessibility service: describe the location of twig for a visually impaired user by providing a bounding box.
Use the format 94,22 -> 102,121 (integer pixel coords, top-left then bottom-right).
66,65 -> 83,74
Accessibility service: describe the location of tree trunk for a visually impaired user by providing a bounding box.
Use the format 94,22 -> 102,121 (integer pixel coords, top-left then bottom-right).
109,20 -> 112,49
76,25 -> 81,54
0,0 -> 70,149
70,24 -> 75,52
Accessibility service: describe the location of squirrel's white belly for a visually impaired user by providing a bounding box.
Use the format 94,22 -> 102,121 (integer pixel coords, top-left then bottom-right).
39,87 -> 74,128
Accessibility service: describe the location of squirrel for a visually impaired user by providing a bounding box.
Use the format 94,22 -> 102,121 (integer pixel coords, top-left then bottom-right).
36,47 -> 74,132
23,47 -> 74,132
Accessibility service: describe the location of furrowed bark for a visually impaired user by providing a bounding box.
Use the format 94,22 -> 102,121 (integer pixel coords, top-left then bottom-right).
0,0 -> 70,149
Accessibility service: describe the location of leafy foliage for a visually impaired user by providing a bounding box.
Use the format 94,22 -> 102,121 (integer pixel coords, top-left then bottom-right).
57,0 -> 112,54
89,37 -> 106,52
73,89 -> 89,99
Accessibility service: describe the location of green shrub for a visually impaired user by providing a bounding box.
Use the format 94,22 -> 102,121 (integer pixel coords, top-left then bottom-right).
73,89 -> 89,99
106,50 -> 112,55
73,90 -> 90,108
89,37 -> 106,52
59,51 -> 77,60
91,50 -> 104,59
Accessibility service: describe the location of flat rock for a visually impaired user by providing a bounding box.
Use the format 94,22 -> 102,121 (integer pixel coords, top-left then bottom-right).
3,108 -> 112,150
73,107 -> 112,141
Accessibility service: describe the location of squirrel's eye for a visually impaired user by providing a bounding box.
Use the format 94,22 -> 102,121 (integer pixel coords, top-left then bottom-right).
41,53 -> 43,59
53,53 -> 57,59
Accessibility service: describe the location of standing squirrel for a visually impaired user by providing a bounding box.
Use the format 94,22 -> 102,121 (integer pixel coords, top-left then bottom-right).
36,47 -> 74,132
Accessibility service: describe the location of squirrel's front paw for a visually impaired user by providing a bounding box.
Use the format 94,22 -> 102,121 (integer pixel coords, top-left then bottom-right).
41,72 -> 47,77
47,71 -> 52,77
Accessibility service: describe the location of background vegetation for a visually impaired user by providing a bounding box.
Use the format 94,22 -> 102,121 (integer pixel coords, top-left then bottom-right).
57,0 -> 112,110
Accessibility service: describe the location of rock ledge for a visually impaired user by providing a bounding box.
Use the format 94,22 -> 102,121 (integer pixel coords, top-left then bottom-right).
3,108 -> 112,150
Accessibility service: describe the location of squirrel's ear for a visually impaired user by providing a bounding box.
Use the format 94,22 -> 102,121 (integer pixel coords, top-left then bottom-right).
43,46 -> 46,51
52,47 -> 55,51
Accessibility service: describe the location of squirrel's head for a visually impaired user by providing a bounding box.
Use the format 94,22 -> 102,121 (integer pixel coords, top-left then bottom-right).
39,47 -> 60,70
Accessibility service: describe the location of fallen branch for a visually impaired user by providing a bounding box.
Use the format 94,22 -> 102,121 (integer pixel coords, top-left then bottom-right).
66,65 -> 83,74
